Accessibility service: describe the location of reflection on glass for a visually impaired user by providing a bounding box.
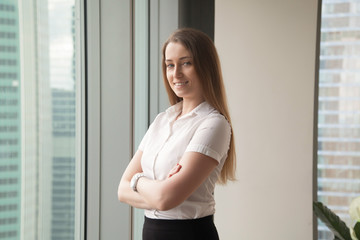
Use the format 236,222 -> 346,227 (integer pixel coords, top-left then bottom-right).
0,0 -> 81,239
317,0 -> 360,239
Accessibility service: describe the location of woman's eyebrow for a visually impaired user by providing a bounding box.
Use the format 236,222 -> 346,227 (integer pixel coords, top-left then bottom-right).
165,56 -> 192,62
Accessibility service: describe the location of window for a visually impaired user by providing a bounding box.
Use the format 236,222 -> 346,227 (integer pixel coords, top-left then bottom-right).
317,0 -> 360,239
0,0 -> 84,239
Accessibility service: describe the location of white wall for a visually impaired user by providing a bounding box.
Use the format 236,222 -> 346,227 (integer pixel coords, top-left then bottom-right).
214,1 -> 319,239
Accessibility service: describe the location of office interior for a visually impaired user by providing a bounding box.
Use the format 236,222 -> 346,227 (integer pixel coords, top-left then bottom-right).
1,0 -> 359,240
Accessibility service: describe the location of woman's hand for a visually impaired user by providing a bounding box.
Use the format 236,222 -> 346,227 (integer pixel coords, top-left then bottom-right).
167,163 -> 182,178
136,152 -> 218,211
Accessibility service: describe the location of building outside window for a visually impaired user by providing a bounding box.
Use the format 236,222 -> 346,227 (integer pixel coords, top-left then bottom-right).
317,0 -> 360,239
0,0 -> 83,239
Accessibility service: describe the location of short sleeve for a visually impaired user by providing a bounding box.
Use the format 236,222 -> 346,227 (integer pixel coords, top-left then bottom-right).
185,115 -> 231,163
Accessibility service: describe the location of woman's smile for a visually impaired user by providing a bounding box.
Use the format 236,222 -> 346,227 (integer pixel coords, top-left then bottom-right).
173,81 -> 189,87
165,42 -> 204,102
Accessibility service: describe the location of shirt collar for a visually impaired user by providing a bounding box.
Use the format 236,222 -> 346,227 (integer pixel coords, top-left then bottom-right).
165,101 -> 214,122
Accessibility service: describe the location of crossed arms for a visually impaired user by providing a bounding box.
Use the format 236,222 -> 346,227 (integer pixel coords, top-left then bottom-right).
117,150 -> 218,211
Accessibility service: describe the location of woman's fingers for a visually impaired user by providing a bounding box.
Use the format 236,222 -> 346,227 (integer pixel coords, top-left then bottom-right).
168,163 -> 182,178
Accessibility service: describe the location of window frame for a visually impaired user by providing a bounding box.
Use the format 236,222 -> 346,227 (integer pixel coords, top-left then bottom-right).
85,0 -> 132,239
85,0 -> 178,239
313,1 -> 322,240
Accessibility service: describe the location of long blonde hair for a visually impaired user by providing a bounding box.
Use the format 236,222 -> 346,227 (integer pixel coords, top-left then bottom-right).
161,28 -> 236,184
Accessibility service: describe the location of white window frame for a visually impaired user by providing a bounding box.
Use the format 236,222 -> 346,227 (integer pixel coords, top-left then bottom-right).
86,0 -> 132,239
85,0 -> 178,239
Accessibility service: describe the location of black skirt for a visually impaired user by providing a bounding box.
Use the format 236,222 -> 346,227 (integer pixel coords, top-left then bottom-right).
142,215 -> 220,240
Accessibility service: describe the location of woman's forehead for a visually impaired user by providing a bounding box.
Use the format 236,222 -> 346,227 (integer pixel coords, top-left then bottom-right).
165,42 -> 192,60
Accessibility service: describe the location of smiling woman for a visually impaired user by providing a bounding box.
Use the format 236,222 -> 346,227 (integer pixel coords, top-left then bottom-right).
165,42 -> 204,113
118,28 -> 236,240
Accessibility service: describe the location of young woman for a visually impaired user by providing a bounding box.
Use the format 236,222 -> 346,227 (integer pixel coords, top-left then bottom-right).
118,28 -> 236,240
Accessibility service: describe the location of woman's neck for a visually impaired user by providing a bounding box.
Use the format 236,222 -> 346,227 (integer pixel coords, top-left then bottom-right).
180,97 -> 205,116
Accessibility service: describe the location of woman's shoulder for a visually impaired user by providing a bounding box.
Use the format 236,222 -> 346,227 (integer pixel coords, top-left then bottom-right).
200,110 -> 231,132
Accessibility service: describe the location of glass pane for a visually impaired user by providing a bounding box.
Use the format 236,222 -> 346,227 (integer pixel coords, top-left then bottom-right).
317,0 -> 360,239
0,0 -> 83,239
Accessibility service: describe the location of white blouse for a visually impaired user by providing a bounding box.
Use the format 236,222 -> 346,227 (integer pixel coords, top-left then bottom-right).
138,101 -> 231,219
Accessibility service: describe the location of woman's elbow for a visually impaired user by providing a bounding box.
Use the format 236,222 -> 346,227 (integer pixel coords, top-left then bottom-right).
117,183 -> 126,202
117,191 -> 123,202
155,201 -> 171,211
154,193 -> 182,211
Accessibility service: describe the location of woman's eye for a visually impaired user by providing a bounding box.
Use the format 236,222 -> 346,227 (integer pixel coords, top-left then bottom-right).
183,61 -> 191,66
167,64 -> 174,68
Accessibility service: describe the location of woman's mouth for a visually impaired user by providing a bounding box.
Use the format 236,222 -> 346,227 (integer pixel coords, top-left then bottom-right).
174,81 -> 189,87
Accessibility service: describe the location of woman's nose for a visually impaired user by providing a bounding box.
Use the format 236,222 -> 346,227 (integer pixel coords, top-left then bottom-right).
174,65 -> 183,77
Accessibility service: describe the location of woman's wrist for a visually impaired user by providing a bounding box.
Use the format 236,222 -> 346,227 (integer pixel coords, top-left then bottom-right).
130,172 -> 145,192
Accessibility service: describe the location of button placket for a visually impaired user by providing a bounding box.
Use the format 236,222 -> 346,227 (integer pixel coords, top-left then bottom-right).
151,121 -> 173,180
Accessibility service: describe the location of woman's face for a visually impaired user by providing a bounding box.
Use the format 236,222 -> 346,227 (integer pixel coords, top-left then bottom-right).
165,42 -> 204,103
